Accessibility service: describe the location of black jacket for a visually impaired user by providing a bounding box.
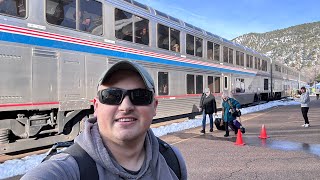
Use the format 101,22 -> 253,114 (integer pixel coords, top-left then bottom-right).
200,93 -> 217,114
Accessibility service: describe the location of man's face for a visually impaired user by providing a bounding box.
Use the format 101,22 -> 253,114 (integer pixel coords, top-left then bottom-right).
301,88 -> 306,93
94,70 -> 158,143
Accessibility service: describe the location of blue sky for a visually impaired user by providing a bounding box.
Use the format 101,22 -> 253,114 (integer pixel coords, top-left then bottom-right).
136,0 -> 320,40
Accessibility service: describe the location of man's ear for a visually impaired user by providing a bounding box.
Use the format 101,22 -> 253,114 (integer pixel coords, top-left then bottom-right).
93,98 -> 98,116
153,99 -> 158,117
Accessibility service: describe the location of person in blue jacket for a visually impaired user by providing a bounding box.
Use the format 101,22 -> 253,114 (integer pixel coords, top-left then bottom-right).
221,91 -> 241,137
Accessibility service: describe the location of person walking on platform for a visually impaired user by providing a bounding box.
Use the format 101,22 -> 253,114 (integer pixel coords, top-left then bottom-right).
299,86 -> 310,127
199,88 -> 217,133
316,87 -> 319,100
221,91 -> 241,137
21,60 -> 187,180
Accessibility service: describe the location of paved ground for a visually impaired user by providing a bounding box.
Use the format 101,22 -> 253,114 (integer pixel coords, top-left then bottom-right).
160,97 -> 320,180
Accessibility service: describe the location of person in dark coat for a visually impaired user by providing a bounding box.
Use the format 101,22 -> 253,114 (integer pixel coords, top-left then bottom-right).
221,91 -> 241,137
199,88 -> 217,133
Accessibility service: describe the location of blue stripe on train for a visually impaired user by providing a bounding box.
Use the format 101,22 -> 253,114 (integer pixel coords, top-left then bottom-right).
0,31 -> 255,76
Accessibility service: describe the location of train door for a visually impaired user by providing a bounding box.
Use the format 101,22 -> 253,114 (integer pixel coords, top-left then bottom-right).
207,75 -> 221,94
58,51 -> 86,110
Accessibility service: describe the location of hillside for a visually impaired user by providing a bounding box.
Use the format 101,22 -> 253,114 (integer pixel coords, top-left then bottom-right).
233,21 -> 320,82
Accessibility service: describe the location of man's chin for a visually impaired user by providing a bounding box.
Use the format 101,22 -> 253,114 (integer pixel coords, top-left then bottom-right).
116,132 -> 138,141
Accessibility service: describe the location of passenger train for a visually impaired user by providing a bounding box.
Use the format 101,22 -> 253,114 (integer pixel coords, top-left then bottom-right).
0,0 -> 307,153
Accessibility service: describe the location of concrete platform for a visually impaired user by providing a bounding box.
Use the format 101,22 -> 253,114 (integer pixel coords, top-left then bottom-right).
160,97 -> 320,180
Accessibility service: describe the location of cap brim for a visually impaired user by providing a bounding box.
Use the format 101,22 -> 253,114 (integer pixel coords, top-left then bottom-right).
98,61 -> 154,90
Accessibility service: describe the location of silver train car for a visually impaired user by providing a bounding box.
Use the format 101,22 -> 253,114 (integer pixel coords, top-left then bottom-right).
0,0 -> 306,153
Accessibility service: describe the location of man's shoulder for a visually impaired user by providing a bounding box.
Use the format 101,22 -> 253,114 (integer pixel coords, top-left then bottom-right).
21,153 -> 79,180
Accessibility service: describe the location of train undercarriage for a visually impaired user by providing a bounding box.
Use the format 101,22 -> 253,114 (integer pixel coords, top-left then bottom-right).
0,108 -> 93,154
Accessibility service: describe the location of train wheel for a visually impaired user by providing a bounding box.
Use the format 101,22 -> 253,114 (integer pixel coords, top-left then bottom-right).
0,129 -> 10,144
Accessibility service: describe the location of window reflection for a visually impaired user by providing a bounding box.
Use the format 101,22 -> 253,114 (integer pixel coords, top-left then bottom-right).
0,0 -> 26,18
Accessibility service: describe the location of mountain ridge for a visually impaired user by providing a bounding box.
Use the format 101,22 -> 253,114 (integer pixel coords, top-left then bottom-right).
233,21 -> 320,83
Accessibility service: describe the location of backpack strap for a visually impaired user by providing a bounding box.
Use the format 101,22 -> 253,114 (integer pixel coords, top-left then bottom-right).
64,143 -> 99,180
227,99 -> 234,109
58,138 -> 181,180
157,137 -> 182,179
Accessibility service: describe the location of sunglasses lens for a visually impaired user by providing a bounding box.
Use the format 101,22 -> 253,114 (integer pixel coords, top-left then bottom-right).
130,89 -> 153,105
100,89 -> 123,105
99,88 -> 153,106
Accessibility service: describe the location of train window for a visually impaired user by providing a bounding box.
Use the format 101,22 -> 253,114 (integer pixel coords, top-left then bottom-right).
195,37 -> 203,57
0,0 -> 26,18
46,0 -> 103,35
186,34 -> 194,56
158,72 -> 169,95
135,16 -> 149,45
261,60 -> 267,71
196,75 -> 203,94
254,57 -> 258,69
228,48 -> 233,64
157,24 -> 180,52
185,23 -> 193,29
223,47 -> 228,63
240,52 -> 244,66
169,15 -> 180,23
207,41 -> 213,60
235,78 -> 245,93
194,26 -> 202,32
246,54 -> 250,68
170,28 -> 180,53
123,0 -> 132,3
157,24 -> 169,50
224,76 -> 228,89
187,74 -> 195,94
132,0 -> 148,10
46,0 -> 76,29
214,77 -> 220,93
249,55 -> 253,68
214,43 -> 220,61
264,79 -> 269,90
258,58 -> 261,70
155,9 -> 168,18
115,9 -> 133,42
208,76 -> 214,93
78,0 -> 103,35
236,51 -> 240,65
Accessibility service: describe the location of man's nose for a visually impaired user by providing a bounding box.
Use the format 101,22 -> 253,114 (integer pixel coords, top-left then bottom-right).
118,96 -> 134,112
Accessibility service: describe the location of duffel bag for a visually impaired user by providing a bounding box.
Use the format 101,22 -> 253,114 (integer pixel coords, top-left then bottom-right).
214,117 -> 225,130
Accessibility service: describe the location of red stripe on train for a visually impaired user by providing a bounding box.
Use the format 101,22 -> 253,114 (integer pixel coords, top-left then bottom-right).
0,102 -> 59,108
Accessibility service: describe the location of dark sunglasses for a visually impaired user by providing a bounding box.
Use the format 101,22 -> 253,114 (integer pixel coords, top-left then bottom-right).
98,88 -> 153,106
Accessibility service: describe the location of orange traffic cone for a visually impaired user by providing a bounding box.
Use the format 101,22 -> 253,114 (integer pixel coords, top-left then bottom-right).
259,124 -> 269,139
234,129 -> 245,146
